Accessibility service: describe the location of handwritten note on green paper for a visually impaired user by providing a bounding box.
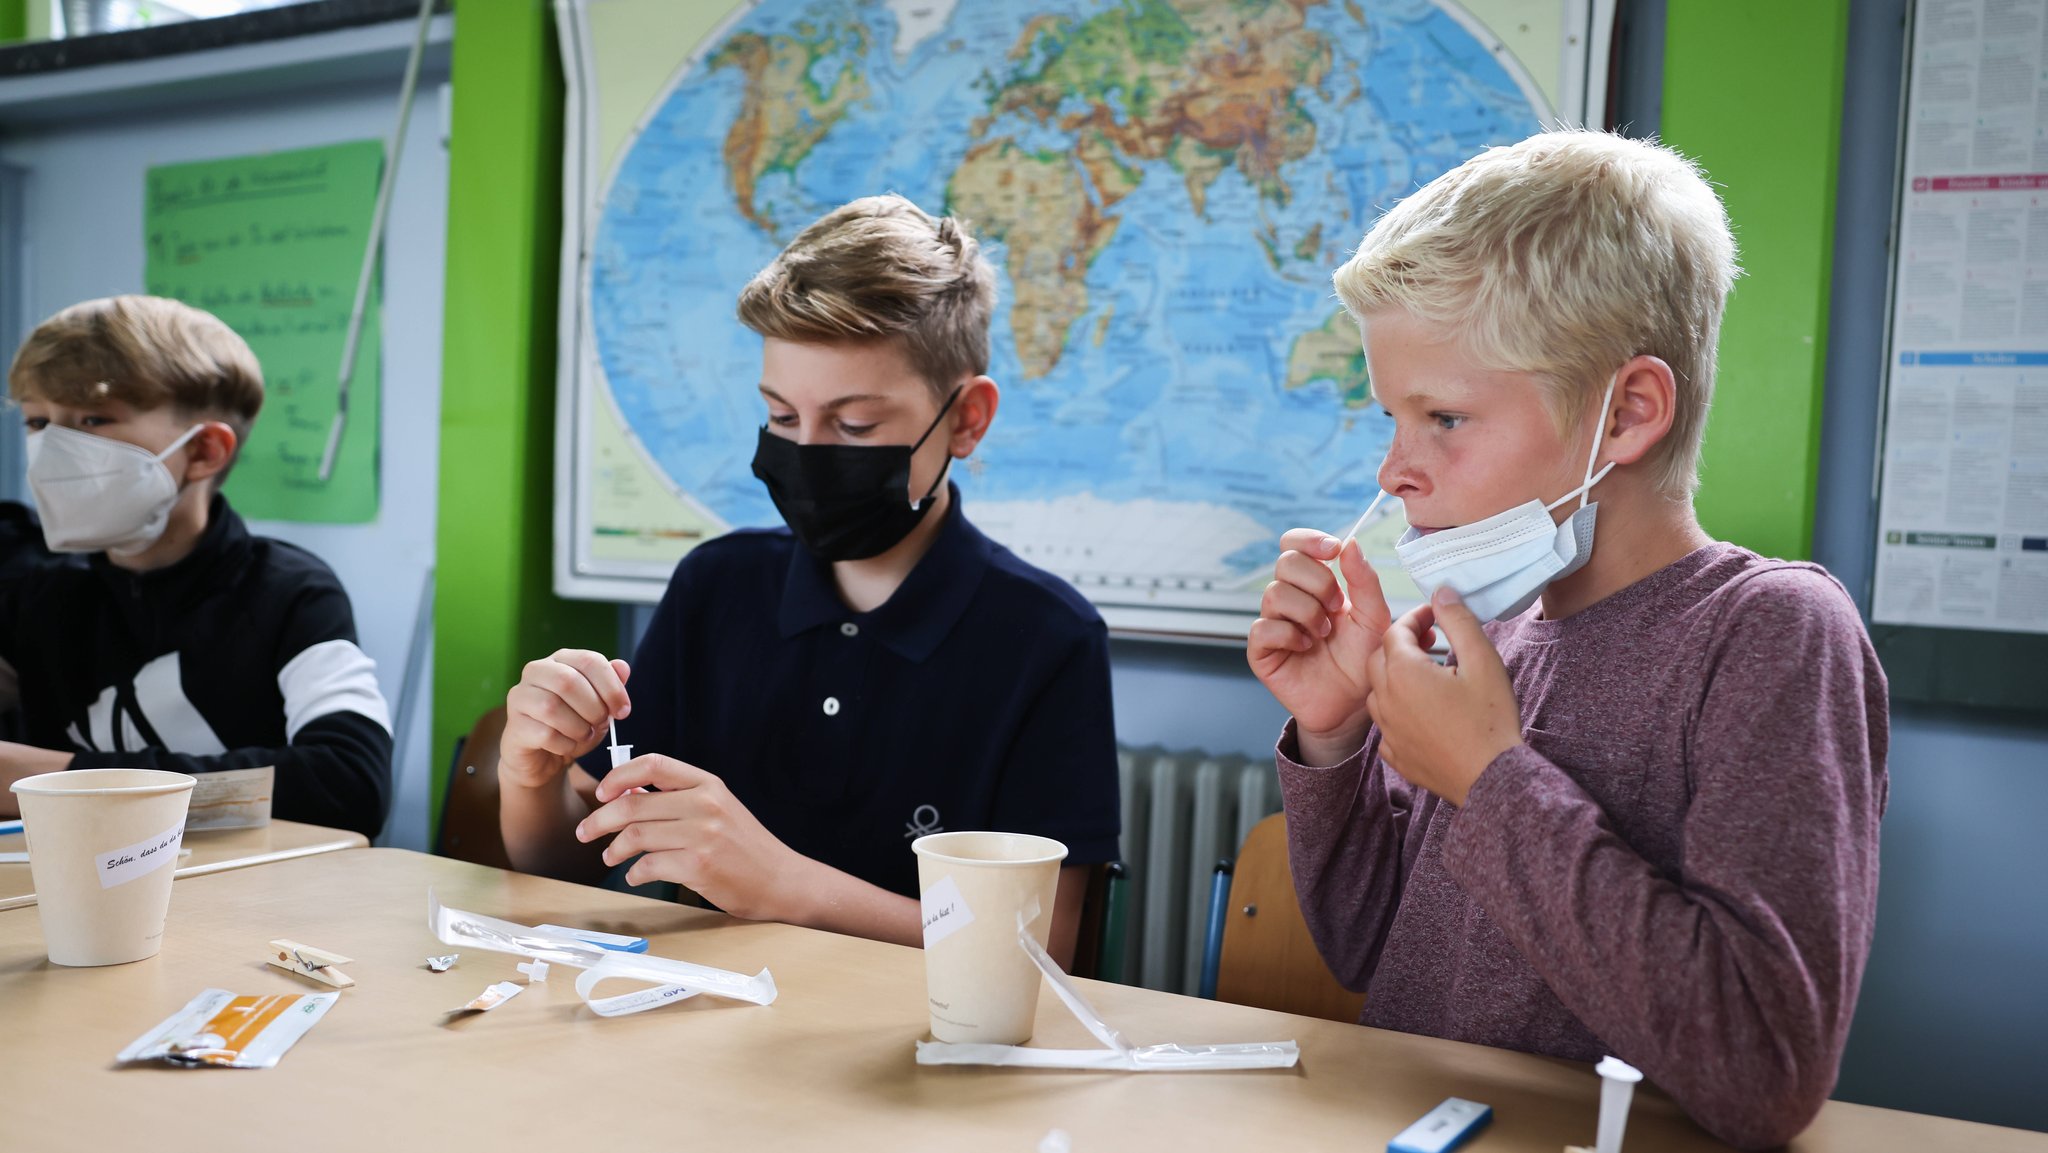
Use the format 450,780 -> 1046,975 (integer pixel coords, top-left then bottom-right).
144,140 -> 383,523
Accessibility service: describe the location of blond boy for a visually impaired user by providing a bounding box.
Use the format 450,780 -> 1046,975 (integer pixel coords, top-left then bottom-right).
1249,132 -> 1886,1148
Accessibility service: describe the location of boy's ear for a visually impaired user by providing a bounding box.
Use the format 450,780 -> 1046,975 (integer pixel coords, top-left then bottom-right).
1601,355 -> 1677,467
945,376 -> 1000,458
182,421 -> 240,485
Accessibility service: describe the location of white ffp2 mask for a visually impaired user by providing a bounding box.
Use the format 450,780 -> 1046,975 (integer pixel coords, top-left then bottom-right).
26,423 -> 204,555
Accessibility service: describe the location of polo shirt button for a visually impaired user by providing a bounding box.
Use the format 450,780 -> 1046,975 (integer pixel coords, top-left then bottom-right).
822,696 -> 841,716
840,622 -> 859,637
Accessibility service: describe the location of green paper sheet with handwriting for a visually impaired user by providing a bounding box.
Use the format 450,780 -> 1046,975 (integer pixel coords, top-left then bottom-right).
144,140 -> 383,523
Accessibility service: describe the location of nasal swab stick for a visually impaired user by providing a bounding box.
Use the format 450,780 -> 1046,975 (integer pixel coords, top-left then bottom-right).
1339,489 -> 1389,551
607,717 -> 632,769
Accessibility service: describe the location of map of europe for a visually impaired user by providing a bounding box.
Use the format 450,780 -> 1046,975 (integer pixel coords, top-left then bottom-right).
587,0 -> 1548,620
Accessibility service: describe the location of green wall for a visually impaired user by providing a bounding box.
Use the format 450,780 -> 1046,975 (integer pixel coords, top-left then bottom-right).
1661,0 -> 1850,560
0,0 -> 26,44
431,0 -> 611,831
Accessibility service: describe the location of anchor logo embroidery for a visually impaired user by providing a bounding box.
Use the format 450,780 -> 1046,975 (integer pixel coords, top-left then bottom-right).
904,803 -> 943,839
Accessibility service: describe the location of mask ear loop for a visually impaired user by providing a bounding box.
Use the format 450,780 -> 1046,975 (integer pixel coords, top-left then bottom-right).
1545,373 -> 1620,514
154,423 -> 208,463
909,387 -> 965,510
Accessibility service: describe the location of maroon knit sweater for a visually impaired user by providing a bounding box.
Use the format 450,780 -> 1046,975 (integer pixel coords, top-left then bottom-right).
1277,543 -> 1888,1150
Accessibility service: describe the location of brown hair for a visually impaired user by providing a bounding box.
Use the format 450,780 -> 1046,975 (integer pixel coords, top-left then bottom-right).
8,295 -> 265,443
736,194 -> 997,392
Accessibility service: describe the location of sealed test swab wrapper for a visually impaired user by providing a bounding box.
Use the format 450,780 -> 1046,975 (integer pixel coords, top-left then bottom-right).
915,899 -> 1299,1072
119,989 -> 336,1067
427,891 -> 777,1014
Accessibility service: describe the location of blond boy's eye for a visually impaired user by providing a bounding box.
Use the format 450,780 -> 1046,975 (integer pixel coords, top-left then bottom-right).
1433,413 -> 1465,430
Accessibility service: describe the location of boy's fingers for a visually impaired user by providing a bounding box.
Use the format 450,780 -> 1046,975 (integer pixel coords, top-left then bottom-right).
597,753 -> 714,801
1278,528 -> 1343,561
1274,549 -> 1345,613
522,657 -> 611,728
1383,603 -> 1438,662
577,791 -> 650,841
509,684 -> 598,746
503,711 -> 579,760
1247,617 -> 1313,659
1261,580 -> 1332,639
1336,540 -> 1387,624
1429,587 -> 1500,670
551,648 -> 633,720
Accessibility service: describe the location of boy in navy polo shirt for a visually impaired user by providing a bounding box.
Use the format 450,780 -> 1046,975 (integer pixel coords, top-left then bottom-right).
499,195 -> 1120,965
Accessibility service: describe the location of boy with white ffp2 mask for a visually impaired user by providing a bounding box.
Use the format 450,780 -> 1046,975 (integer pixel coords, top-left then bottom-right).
0,296 -> 392,837
1247,132 -> 1887,1151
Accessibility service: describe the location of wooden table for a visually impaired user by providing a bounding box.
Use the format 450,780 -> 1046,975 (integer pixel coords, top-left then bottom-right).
0,819 -> 368,911
0,849 -> 2038,1152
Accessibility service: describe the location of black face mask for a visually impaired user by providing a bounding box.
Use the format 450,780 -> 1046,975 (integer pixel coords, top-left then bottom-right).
750,388 -> 961,561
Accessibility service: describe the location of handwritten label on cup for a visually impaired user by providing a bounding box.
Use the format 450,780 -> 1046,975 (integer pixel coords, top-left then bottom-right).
96,822 -> 186,889
920,875 -> 975,948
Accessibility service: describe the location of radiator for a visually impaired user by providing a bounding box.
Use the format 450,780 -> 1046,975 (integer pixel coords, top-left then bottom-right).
1109,746 -> 1281,996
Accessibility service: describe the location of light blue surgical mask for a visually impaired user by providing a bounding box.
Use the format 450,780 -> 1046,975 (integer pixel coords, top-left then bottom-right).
1354,374 -> 1618,624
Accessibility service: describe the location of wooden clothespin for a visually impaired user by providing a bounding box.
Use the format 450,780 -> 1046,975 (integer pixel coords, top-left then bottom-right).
267,938 -> 355,989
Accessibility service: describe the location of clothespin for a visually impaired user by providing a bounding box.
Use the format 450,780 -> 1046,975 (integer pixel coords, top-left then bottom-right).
267,938 -> 355,989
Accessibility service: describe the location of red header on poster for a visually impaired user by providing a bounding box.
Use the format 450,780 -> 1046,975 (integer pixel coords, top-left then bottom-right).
1915,173 -> 2048,192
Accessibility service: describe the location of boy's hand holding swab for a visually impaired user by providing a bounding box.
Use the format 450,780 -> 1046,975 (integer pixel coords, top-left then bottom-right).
501,650 -> 632,790
1247,527 -> 1394,767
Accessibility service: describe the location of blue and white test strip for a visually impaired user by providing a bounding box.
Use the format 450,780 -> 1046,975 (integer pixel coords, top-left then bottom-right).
534,925 -> 648,953
1388,1097 -> 1492,1153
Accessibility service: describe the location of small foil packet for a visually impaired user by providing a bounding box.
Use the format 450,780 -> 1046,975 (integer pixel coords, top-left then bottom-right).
117,989 -> 337,1068
448,981 -> 524,1014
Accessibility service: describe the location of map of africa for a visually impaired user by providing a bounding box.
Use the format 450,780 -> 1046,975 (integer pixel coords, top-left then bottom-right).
571,0 -> 1561,627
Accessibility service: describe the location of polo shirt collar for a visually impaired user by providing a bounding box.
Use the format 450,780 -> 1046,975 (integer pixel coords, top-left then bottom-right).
777,483 -> 991,662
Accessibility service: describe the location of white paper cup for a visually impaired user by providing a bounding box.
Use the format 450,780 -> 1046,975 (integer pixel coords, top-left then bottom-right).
912,830 -> 1067,1045
11,768 -> 196,966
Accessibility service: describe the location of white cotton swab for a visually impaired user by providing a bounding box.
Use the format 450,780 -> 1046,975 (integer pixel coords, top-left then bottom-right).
1338,489 -> 1390,552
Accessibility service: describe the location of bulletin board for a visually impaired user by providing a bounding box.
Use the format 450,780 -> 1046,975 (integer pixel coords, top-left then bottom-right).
1869,0 -> 2048,712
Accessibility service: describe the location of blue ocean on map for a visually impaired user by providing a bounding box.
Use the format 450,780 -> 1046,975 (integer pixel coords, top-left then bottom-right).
589,0 -> 1542,597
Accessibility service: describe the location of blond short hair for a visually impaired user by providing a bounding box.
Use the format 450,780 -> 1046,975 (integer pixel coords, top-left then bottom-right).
9,295 -> 264,443
736,194 -> 997,392
1333,130 -> 1739,497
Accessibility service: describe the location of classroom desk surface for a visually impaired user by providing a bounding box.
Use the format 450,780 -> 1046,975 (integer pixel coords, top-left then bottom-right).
0,848 -> 2038,1153
0,819 -> 368,911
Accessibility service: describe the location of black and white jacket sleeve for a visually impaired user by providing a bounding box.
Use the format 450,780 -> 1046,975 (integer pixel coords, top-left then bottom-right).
65,578 -> 395,839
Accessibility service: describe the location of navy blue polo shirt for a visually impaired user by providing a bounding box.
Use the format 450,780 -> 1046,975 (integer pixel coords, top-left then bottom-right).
579,485 -> 1122,900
